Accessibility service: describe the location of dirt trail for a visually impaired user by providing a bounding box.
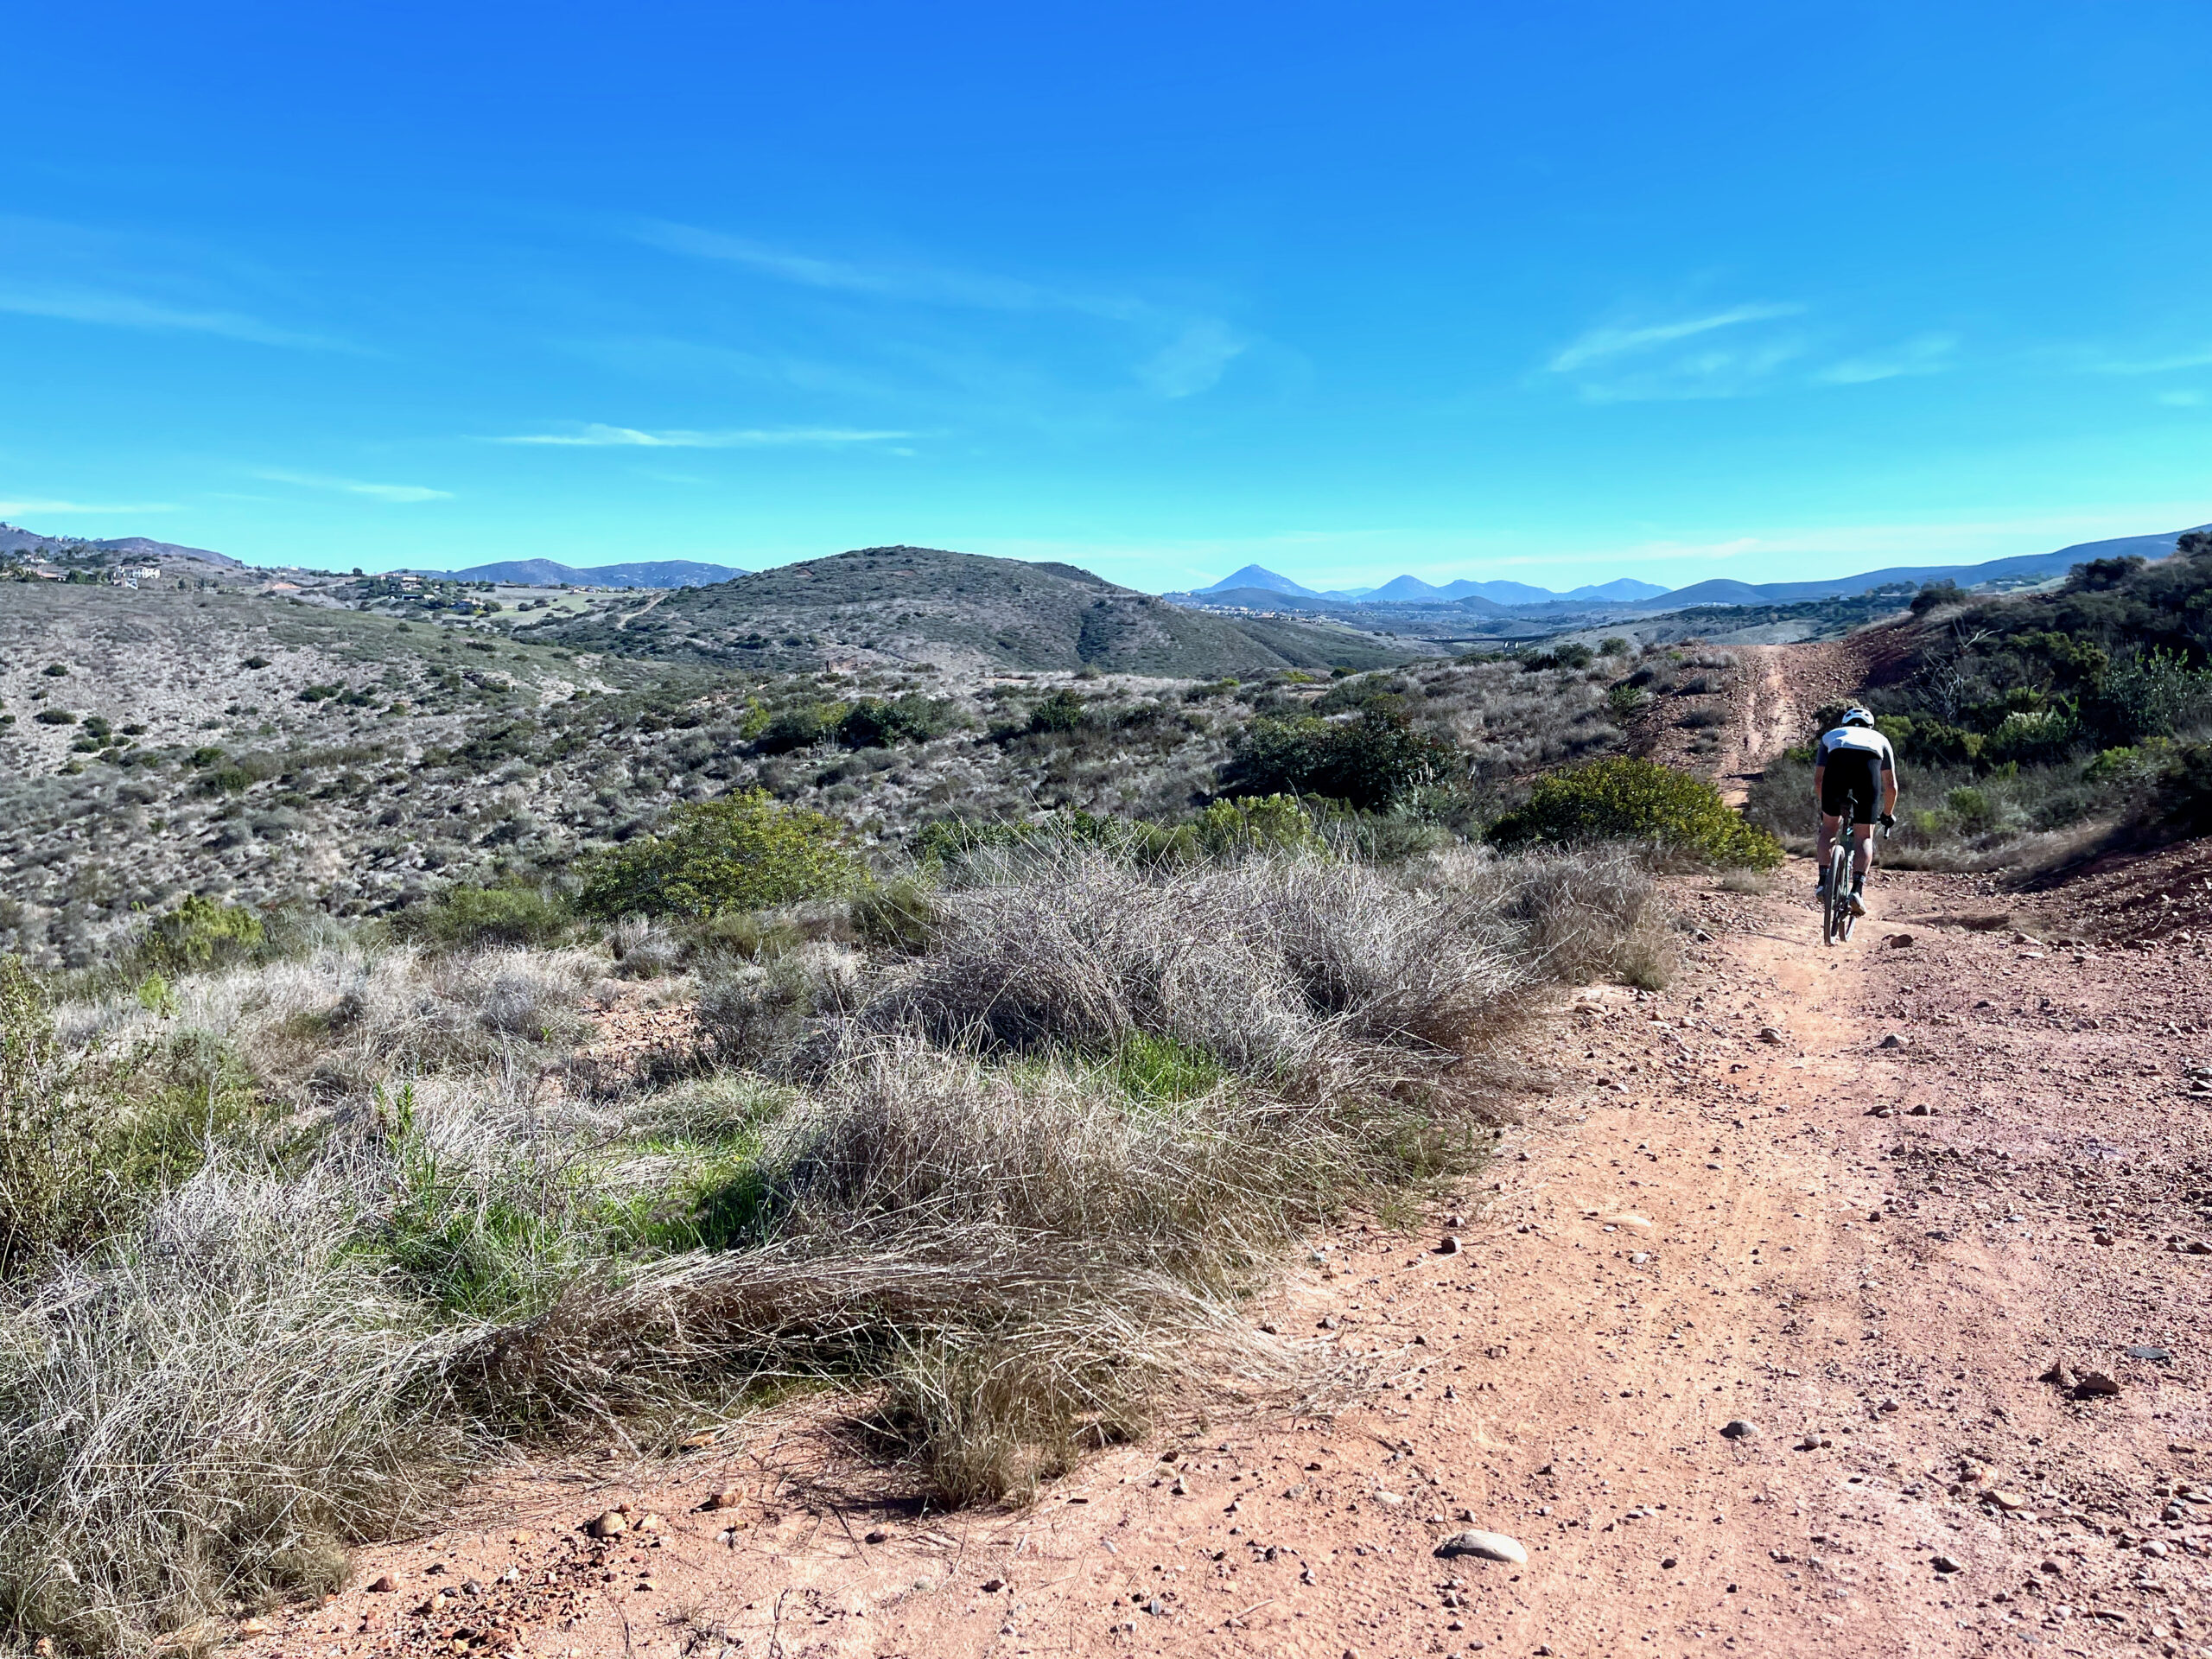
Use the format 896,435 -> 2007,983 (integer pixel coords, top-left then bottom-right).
245,645 -> 2212,1659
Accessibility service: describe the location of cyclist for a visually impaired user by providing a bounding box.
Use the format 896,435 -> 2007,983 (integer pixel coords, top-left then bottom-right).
1813,706 -> 1899,917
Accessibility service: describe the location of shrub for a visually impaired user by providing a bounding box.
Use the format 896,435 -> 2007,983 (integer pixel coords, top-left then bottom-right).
1488,756 -> 1782,868
1192,793 -> 1323,859
576,791 -> 863,919
753,702 -> 839,754
404,884 -> 571,950
32,709 -> 73,727
837,694 -> 956,748
1910,580 -> 1963,614
1230,709 -> 1458,811
143,894 -> 265,971
1026,690 -> 1089,734
2094,648 -> 2212,743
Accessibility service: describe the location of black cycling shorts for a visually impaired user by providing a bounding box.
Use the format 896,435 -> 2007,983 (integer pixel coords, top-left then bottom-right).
1819,748 -> 1883,823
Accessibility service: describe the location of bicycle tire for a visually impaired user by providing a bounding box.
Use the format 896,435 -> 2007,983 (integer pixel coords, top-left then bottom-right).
1824,841 -> 1852,946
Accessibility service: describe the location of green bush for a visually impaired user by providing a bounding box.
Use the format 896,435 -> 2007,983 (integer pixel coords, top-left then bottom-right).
142,894 -> 264,971
1489,756 -> 1782,868
2094,647 -> 2212,743
1026,690 -> 1089,734
32,709 -> 74,727
1230,709 -> 1457,811
753,702 -> 840,754
1192,793 -> 1322,858
577,790 -> 864,919
404,884 -> 571,950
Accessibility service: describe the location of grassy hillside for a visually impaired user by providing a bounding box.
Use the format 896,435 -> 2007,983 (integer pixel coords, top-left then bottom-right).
525,545 -> 1423,674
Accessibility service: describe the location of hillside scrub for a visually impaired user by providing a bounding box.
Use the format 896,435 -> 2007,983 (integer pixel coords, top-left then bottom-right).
1489,756 -> 1783,869
0,827 -> 1662,1650
1745,537 -> 2212,866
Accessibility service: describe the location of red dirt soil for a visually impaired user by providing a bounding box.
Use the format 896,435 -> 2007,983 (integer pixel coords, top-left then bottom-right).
238,642 -> 2212,1659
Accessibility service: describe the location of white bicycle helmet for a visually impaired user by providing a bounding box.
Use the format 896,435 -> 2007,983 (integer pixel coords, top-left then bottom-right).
1841,706 -> 1876,728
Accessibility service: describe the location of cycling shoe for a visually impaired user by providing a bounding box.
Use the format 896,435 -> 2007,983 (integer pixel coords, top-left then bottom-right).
1847,890 -> 1868,918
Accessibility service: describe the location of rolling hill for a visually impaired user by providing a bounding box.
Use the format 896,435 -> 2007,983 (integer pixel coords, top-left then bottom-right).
530,545 -> 1423,674
0,523 -> 240,566
1636,524 -> 2212,609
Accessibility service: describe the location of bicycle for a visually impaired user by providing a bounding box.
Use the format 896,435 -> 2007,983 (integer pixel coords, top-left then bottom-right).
1821,814 -> 1891,946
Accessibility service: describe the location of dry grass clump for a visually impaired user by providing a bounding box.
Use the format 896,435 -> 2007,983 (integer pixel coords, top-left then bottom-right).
0,1168 -> 458,1653
844,846 -> 1535,1086
59,941 -> 601,1104
0,836 -> 1664,1651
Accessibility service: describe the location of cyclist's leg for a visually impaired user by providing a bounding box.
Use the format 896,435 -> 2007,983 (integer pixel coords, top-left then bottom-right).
1816,812 -> 1841,887
1852,818 -> 1875,880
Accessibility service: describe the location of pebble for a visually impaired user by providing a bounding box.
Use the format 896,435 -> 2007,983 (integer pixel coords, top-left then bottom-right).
1435,1529 -> 1528,1565
366,1575 -> 397,1593
1599,1213 -> 1653,1231
2074,1370 -> 2123,1397
1719,1420 -> 1759,1440
1759,1027 -> 1785,1046
702,1489 -> 742,1511
587,1511 -> 626,1538
1436,1235 -> 1462,1255
1931,1554 -> 1963,1574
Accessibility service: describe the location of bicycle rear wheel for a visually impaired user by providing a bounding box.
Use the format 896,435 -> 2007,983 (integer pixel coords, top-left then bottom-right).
1824,842 -> 1852,945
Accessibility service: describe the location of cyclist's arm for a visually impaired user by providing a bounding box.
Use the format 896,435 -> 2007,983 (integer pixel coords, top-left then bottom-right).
1811,742 -> 1827,807
1881,760 -> 1899,816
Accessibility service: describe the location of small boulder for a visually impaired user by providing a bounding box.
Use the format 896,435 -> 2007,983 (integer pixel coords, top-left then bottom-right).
1436,1235 -> 1462,1255
1878,1033 -> 1907,1050
1434,1529 -> 1528,1565
2074,1370 -> 2122,1398
1719,1420 -> 1758,1441
1931,1554 -> 1963,1574
587,1511 -> 627,1538
366,1575 -> 397,1593
1758,1027 -> 1786,1046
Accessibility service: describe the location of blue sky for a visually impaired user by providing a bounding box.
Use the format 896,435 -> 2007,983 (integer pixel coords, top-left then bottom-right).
5,1 -> 2209,592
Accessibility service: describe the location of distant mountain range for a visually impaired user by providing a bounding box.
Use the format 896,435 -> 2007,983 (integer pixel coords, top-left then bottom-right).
0,523 -> 240,566
1192,564 -> 1669,605
1182,524 -> 2210,613
423,557 -> 747,589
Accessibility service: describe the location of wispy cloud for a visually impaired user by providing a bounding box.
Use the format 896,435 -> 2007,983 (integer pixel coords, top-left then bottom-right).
2083,346 -> 2212,376
1547,302 -> 1971,401
1137,321 -> 1247,398
2160,390 -> 2206,407
1543,303 -> 1812,403
0,283 -> 348,350
1814,332 -> 1959,385
256,469 -> 451,503
633,220 -> 1136,320
0,497 -> 175,518
632,220 -> 1249,400
1547,304 -> 1807,373
491,423 -> 911,448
